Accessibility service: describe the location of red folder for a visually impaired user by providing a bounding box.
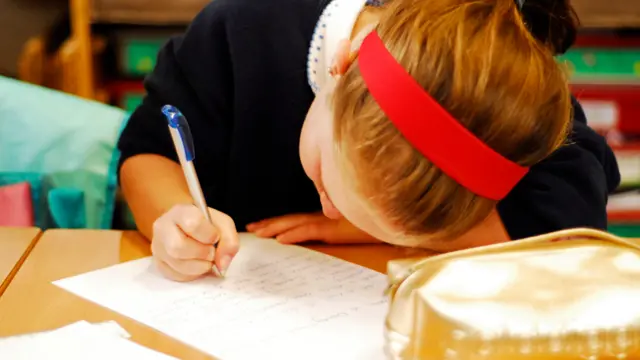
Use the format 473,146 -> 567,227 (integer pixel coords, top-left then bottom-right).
572,85 -> 640,136
0,182 -> 35,227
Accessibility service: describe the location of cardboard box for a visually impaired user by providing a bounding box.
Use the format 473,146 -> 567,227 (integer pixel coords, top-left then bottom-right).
572,0 -> 640,28
91,0 -> 210,24
92,0 -> 640,27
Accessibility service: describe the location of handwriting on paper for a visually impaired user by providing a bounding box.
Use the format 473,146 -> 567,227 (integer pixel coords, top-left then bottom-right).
55,234 -> 389,360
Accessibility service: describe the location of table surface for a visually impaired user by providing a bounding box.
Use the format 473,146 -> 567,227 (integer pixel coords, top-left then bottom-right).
0,229 -> 431,359
0,227 -> 41,297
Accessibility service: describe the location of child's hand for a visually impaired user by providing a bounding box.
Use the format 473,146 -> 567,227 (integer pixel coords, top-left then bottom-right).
246,212 -> 380,245
151,204 -> 239,282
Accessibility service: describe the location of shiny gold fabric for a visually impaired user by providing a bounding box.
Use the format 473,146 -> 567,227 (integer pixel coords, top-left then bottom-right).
384,228 -> 640,359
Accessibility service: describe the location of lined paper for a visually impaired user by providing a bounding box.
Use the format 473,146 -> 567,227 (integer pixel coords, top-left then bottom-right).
54,234 -> 389,360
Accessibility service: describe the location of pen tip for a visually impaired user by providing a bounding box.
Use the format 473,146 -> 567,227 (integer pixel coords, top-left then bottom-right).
212,264 -> 224,278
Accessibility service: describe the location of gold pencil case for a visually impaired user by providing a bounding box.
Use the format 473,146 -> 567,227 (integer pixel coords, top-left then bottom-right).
384,228 -> 640,359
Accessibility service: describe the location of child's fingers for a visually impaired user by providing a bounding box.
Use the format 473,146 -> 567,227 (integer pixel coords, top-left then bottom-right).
209,208 -> 239,276
276,221 -> 335,244
250,213 -> 322,238
276,218 -> 379,245
165,232 -> 215,261
170,204 -> 219,245
165,257 -> 216,277
154,259 -> 204,282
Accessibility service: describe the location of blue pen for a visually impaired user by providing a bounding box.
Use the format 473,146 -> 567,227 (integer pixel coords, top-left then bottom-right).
161,105 -> 222,276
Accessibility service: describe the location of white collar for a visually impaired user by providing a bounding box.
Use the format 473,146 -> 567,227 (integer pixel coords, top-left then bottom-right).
307,0 -> 368,94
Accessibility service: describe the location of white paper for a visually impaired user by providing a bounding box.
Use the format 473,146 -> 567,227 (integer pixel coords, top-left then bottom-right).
91,320 -> 132,338
615,152 -> 640,186
0,321 -> 174,359
580,100 -> 619,131
54,234 -> 389,360
0,320 -> 128,345
608,191 -> 640,211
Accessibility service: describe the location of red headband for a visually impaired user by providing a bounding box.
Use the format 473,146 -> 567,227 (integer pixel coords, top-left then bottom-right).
358,31 -> 529,201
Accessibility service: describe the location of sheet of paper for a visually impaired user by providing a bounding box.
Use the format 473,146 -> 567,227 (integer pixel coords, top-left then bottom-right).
91,320 -> 132,338
0,321 -> 175,359
0,320 -> 127,344
54,234 -> 389,360
608,191 -> 640,211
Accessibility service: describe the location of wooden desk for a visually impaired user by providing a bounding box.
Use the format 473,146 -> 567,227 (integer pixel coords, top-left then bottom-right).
0,227 -> 41,297
0,229 -> 430,358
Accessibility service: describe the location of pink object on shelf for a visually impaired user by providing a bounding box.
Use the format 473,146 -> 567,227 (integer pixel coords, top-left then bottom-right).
0,182 -> 35,227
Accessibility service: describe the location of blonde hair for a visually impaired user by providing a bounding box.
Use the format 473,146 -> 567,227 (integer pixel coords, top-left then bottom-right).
333,0 -> 574,241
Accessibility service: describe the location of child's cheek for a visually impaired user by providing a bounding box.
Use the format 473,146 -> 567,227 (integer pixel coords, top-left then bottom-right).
299,100 -> 323,183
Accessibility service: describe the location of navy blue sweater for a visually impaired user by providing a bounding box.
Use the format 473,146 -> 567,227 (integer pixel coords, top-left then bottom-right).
117,0 -> 620,239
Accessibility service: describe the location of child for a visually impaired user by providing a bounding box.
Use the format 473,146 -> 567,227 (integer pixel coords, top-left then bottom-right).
118,0 -> 619,281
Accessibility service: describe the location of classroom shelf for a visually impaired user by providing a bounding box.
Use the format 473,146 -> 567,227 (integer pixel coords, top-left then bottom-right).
572,0 -> 640,29
17,0 -> 206,102
106,80 -> 145,113
91,0 -> 209,25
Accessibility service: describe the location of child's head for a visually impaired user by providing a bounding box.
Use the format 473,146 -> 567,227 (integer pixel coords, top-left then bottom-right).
299,0 -> 577,247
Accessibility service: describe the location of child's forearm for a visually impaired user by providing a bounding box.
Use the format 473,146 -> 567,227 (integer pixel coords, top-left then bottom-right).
120,154 -> 193,241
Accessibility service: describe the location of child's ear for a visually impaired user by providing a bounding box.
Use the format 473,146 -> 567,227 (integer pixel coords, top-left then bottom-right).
330,24 -> 379,78
329,39 -> 353,77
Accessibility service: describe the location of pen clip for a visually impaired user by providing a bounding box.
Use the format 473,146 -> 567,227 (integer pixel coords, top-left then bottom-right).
162,105 -> 195,161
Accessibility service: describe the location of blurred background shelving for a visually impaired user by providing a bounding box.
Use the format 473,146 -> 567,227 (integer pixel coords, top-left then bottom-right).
13,0 -> 204,107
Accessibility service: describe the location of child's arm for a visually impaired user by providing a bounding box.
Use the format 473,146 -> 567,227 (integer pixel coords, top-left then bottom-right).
120,155 -> 192,240
118,1 -> 234,239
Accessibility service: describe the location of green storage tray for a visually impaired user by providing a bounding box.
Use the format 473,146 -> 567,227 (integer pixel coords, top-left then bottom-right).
609,223 -> 640,238
121,38 -> 166,76
121,92 -> 144,113
557,48 -> 640,82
